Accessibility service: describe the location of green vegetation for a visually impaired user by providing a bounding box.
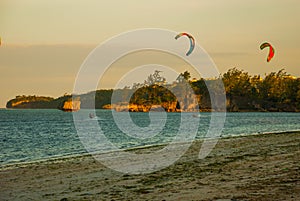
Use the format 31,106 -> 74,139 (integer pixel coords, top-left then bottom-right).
6,68 -> 300,112
221,68 -> 300,111
6,95 -> 54,108
6,95 -> 70,109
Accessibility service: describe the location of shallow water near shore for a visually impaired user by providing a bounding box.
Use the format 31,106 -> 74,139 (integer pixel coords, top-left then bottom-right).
1,109 -> 300,166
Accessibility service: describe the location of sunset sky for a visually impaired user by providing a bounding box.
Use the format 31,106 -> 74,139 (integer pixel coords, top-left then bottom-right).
1,0 -> 299,108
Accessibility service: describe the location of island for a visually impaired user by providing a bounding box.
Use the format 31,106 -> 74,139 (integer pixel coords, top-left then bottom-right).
6,68 -> 300,112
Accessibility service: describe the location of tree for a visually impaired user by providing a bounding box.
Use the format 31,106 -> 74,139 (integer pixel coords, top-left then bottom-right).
176,70 -> 191,83
144,70 -> 166,86
259,69 -> 290,102
222,68 -> 252,97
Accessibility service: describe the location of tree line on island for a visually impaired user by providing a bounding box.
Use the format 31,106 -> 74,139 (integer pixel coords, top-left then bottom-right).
6,68 -> 300,112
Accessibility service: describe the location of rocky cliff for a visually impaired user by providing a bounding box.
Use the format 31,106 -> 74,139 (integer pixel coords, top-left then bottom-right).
104,100 -> 200,112
106,102 -> 178,112
58,97 -> 81,112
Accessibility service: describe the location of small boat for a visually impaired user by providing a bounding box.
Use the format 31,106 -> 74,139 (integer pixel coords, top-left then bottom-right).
89,113 -> 95,118
192,113 -> 201,118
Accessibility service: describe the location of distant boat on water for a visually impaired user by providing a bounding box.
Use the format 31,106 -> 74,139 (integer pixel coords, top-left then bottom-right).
192,113 -> 200,118
89,113 -> 95,118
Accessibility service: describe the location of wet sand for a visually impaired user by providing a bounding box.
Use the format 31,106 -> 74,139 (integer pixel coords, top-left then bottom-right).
1,131 -> 299,201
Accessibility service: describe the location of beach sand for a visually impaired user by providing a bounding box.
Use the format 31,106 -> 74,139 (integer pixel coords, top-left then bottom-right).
1,132 -> 299,201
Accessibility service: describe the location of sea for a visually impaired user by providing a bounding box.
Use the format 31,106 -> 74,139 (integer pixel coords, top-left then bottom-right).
1,109 -> 300,166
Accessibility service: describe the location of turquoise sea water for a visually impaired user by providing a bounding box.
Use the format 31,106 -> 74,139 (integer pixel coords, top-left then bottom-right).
0,109 -> 300,166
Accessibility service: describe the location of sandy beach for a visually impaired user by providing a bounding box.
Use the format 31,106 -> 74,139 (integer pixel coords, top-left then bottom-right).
1,131 -> 299,201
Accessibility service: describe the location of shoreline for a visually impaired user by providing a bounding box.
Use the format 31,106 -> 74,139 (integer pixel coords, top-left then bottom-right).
1,131 -> 299,200
1,130 -> 299,170
2,107 -> 300,112
1,130 -> 300,169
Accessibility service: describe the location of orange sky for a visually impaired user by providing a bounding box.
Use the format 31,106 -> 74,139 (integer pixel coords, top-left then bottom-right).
0,0 -> 299,108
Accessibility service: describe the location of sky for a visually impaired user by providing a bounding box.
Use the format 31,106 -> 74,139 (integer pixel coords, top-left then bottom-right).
0,0 -> 299,108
